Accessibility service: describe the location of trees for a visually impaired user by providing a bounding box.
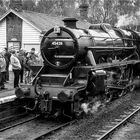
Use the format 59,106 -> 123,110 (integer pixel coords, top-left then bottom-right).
87,0 -> 140,30
103,0 -> 118,25
0,0 -> 140,30
88,0 -> 105,23
0,0 -> 7,15
36,0 -> 76,17
35,0 -> 54,14
115,0 -> 140,30
22,0 -> 36,11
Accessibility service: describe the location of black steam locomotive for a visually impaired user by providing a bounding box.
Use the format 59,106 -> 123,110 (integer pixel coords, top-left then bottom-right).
15,18 -> 140,118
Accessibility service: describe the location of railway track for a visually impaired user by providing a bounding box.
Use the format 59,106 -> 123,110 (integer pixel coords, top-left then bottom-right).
0,99 -> 37,132
0,90 -> 140,139
34,119 -> 76,140
0,115 -> 77,140
0,100 -> 139,140
0,95 -> 77,139
0,114 -> 39,132
91,103 -> 140,140
0,100 -> 25,119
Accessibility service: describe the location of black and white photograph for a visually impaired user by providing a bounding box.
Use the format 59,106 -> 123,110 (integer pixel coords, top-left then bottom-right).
0,0 -> 140,139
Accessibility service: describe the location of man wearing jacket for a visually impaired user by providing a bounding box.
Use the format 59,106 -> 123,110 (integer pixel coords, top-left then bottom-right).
10,50 -> 21,88
4,48 -> 11,81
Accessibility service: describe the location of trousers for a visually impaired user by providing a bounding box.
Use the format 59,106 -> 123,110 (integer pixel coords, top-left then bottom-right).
13,69 -> 21,88
0,72 -> 5,88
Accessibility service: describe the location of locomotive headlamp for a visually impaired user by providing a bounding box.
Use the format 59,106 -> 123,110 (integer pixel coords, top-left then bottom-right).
55,61 -> 61,66
54,25 -> 61,34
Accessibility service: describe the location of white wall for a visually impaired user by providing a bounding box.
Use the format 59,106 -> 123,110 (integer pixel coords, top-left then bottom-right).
22,21 -> 41,52
23,44 -> 40,53
0,19 -> 6,50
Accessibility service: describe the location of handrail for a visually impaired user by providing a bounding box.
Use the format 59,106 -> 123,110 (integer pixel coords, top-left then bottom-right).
88,46 -> 136,49
43,35 -> 139,42
77,35 -> 138,41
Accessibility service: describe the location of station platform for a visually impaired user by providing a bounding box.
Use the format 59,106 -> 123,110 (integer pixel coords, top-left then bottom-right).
0,66 -> 38,105
0,71 -> 16,104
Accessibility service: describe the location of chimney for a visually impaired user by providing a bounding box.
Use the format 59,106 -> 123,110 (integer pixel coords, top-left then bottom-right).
63,18 -> 78,29
79,4 -> 88,20
9,0 -> 23,12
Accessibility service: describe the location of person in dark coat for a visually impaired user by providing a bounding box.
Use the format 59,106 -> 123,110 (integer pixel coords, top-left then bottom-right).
4,48 -> 11,81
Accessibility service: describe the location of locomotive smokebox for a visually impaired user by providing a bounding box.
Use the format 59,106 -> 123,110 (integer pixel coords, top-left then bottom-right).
41,17 -> 90,69
63,18 -> 78,29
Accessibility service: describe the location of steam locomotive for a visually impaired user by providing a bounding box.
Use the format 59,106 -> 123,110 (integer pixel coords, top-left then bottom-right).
15,18 -> 140,118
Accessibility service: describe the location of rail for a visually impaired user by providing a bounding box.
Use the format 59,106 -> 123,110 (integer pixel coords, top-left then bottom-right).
0,114 -> 39,132
96,103 -> 140,140
34,120 -> 77,140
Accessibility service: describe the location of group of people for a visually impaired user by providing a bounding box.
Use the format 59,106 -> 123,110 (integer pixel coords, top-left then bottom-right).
0,47 -> 39,89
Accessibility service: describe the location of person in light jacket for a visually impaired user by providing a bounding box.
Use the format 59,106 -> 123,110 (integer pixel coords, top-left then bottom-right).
10,50 -> 21,88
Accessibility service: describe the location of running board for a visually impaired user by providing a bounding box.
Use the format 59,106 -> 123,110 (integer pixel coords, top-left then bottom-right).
107,83 -> 134,90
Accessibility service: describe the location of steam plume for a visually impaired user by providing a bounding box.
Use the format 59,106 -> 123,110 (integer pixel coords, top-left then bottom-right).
81,101 -> 102,114
116,14 -> 138,27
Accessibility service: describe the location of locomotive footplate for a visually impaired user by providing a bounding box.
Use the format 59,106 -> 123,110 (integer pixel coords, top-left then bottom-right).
94,60 -> 140,70
69,60 -> 140,71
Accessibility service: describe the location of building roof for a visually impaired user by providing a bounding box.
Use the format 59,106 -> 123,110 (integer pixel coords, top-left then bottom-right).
0,9 -> 91,33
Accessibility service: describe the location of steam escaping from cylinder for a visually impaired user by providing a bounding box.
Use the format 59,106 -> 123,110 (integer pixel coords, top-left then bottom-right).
81,103 -> 90,114
90,101 -> 101,114
132,76 -> 140,88
81,100 -> 102,114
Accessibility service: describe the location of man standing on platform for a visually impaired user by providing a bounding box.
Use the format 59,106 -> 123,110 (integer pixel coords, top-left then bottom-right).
4,48 -> 11,81
17,49 -> 25,83
10,50 -> 21,88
